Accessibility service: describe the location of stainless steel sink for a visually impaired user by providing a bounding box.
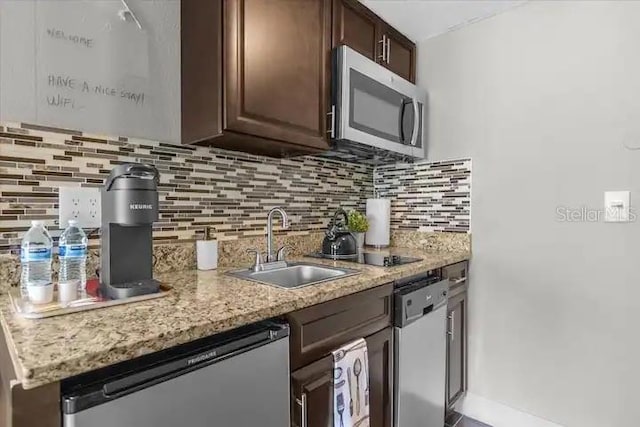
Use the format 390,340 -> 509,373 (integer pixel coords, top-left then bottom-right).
227,262 -> 360,289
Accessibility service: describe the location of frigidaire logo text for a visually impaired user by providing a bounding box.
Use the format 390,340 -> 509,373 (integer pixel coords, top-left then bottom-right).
187,350 -> 217,365
129,204 -> 153,210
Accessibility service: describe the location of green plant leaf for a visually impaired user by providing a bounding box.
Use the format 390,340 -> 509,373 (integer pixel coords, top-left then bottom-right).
347,210 -> 369,232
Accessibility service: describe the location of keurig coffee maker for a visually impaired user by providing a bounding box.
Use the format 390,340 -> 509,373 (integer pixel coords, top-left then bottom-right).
100,163 -> 160,299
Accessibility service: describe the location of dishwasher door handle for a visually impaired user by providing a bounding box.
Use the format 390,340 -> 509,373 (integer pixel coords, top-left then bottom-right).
296,393 -> 308,427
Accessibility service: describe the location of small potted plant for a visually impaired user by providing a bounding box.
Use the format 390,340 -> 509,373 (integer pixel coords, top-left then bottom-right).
348,210 -> 369,250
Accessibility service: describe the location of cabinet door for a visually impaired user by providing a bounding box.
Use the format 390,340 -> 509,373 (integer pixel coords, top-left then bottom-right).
332,0 -> 380,61
446,291 -> 467,408
224,0 -> 332,152
181,0 -> 223,144
380,25 -> 416,83
366,327 -> 393,427
443,261 -> 469,294
291,355 -> 334,427
291,328 -> 393,427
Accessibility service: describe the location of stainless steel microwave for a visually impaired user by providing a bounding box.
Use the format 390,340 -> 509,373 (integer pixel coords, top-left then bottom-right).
328,45 -> 427,163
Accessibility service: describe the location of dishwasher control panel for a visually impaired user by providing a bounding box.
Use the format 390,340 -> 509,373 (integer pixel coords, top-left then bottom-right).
393,278 -> 448,327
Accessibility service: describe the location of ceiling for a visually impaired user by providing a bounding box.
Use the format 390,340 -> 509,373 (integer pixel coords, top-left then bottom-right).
361,0 -> 527,42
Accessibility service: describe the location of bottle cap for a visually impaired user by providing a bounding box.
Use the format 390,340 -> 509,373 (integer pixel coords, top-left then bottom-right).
68,219 -> 78,226
31,220 -> 43,226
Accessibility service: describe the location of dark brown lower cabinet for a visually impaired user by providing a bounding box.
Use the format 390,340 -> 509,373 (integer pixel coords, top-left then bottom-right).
287,284 -> 393,371
446,289 -> 467,408
291,354 -> 333,427
291,327 -> 393,427
365,327 -> 393,427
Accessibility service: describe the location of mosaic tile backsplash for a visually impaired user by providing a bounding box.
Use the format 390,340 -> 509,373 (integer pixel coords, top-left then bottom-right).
0,122 -> 373,255
0,119 -> 472,259
374,159 -> 471,233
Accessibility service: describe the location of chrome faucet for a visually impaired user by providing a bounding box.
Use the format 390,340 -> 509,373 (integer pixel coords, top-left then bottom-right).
266,207 -> 289,262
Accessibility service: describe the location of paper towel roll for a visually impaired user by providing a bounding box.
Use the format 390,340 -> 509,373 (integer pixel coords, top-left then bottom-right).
365,198 -> 391,247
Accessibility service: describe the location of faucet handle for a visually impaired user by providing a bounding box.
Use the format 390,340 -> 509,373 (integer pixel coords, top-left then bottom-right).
276,245 -> 292,262
246,249 -> 263,272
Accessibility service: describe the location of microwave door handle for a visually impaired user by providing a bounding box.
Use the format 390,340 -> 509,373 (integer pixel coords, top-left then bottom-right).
410,97 -> 420,146
398,99 -> 408,144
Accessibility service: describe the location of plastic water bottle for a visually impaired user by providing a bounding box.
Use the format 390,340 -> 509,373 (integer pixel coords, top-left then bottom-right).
20,221 -> 53,302
59,220 -> 88,290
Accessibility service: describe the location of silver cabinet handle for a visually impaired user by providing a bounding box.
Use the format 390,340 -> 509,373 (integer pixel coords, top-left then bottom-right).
327,105 -> 336,139
386,35 -> 391,63
448,311 -> 455,342
451,277 -> 466,285
409,97 -> 420,146
296,393 -> 307,427
378,35 -> 387,62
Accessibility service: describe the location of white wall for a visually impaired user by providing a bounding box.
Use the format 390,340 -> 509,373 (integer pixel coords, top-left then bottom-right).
418,2 -> 640,426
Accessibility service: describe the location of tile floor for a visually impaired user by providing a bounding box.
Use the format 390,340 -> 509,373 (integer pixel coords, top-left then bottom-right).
445,411 -> 492,427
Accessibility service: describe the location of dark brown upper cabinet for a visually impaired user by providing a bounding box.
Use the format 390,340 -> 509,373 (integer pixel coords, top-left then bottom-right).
380,24 -> 416,83
332,0 -> 379,61
182,0 -> 332,157
332,0 -> 416,83
224,0 -> 333,155
181,0 -> 416,157
181,0 -> 223,145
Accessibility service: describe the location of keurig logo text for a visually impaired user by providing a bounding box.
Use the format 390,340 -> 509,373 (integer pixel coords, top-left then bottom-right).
129,204 -> 153,210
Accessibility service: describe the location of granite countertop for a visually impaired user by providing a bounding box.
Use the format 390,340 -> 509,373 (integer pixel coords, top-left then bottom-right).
0,247 -> 469,390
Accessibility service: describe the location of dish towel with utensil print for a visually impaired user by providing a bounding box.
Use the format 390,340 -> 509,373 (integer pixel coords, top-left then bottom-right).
332,338 -> 370,427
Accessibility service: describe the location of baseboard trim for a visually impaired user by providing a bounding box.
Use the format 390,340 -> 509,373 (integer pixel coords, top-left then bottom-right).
457,392 -> 566,427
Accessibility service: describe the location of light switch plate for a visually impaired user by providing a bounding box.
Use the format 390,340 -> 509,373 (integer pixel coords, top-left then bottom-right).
58,187 -> 101,229
604,191 -> 630,222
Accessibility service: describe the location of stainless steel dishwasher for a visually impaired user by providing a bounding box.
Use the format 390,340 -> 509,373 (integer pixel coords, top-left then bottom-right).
393,273 -> 448,427
62,321 -> 290,427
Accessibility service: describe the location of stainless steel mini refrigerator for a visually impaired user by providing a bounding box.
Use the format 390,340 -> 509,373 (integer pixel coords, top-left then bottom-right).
62,321 -> 290,427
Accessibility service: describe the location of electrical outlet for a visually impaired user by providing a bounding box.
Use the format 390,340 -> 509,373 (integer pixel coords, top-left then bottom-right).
59,187 -> 102,229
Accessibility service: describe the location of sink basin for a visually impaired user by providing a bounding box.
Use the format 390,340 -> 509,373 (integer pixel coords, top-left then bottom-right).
227,262 -> 360,289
